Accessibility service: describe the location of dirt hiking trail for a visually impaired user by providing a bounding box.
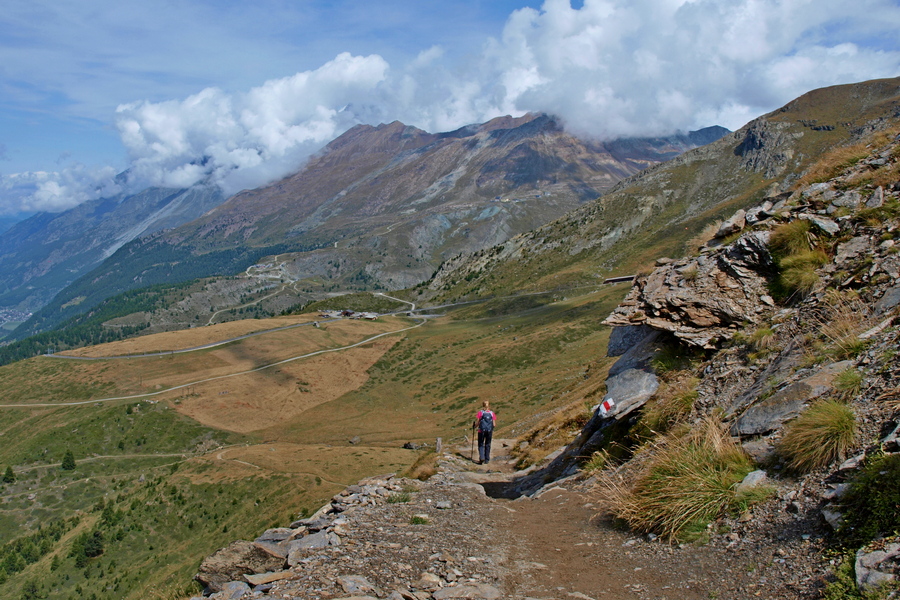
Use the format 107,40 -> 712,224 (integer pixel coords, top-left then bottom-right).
441,439 -> 821,600
203,438 -> 826,599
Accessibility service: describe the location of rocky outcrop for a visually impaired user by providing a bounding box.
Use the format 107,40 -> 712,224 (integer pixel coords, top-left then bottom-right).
730,360 -> 854,436
604,230 -> 776,348
735,118 -> 802,178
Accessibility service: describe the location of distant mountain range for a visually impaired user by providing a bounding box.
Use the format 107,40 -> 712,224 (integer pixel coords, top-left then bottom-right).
424,77 -> 900,302
6,114 -> 727,339
0,186 -> 224,314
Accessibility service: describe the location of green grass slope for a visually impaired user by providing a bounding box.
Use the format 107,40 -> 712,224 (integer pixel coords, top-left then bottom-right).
0,286 -> 627,598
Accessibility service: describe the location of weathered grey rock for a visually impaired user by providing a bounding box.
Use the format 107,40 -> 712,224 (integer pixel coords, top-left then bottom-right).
835,236 -> 872,265
414,572 -> 444,591
876,285 -> 900,314
436,501 -> 453,509
252,527 -> 303,558
882,423 -> 900,452
252,540 -> 289,558
212,581 -> 251,600
821,506 -> 844,530
831,190 -> 862,209
604,368 -> 660,418
244,571 -> 294,586
856,543 -> 900,592
338,575 -> 378,595
840,453 -> 866,472
432,584 -> 503,599
285,531 -> 335,566
255,528 -> 295,543
867,186 -> 885,208
604,231 -> 774,348
735,470 -> 768,495
732,360 -> 853,436
295,530 -> 330,550
745,201 -> 773,224
741,438 -> 776,463
803,182 -> 831,198
715,209 -> 747,238
607,324 -> 656,358
607,328 -> 661,376
821,483 -> 851,501
195,541 -> 285,593
798,213 -> 840,236
290,515 -> 330,531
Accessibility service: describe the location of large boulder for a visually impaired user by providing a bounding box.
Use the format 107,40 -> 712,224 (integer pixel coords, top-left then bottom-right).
607,325 -> 656,358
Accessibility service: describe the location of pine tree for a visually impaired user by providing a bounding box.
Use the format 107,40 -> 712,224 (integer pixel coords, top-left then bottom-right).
61,450 -> 76,471
2,465 -> 14,483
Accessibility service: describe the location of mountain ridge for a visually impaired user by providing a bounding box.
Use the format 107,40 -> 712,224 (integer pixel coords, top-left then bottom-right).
8,114 -> 726,341
0,186 -> 225,318
423,77 -> 900,303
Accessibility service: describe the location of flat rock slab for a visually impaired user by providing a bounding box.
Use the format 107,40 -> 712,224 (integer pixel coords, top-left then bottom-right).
732,360 -> 853,436
605,368 -> 660,419
244,571 -> 295,586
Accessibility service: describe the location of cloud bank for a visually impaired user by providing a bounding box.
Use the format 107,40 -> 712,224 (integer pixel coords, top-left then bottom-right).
4,0 -> 899,215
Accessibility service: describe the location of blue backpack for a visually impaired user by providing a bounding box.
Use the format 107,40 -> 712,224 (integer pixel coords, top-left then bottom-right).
479,411 -> 494,433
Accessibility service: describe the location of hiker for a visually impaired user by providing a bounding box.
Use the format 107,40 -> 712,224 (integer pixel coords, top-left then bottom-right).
474,400 -> 496,464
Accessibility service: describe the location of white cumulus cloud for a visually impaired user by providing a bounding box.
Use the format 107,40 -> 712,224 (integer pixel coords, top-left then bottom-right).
2,0 -> 899,215
116,52 -> 391,196
0,166 -> 121,213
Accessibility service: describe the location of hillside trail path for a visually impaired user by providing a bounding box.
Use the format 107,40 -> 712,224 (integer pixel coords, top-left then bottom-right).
440,439 -> 811,600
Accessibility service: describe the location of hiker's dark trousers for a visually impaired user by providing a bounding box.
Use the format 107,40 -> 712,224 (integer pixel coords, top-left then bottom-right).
478,430 -> 492,463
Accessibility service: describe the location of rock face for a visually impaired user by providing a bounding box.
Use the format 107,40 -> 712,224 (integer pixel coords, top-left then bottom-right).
604,230 -> 775,348
730,360 -> 854,436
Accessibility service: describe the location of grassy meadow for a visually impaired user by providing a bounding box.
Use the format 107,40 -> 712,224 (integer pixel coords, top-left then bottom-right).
0,286 -> 626,599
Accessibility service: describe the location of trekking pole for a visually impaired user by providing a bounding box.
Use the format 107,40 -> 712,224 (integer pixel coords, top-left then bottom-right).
471,422 -> 477,463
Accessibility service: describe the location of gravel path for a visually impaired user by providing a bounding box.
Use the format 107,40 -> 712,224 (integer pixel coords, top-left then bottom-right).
221,440 -> 830,600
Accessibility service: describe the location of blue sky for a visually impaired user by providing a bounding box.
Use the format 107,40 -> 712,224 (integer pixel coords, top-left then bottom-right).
1,0 -> 899,216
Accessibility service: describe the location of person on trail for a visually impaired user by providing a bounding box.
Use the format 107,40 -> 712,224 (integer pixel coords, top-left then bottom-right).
474,400 -> 496,464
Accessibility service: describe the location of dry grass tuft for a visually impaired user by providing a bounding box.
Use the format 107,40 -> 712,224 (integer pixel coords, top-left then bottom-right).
581,449 -> 610,474
834,368 -> 864,400
403,450 -> 438,481
796,143 -> 872,188
777,400 -> 857,473
750,327 -> 777,352
813,291 -> 872,359
779,249 -> 829,296
768,220 -> 830,299
769,220 -> 814,259
513,401 -> 595,469
638,377 -> 698,435
597,418 -> 757,540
